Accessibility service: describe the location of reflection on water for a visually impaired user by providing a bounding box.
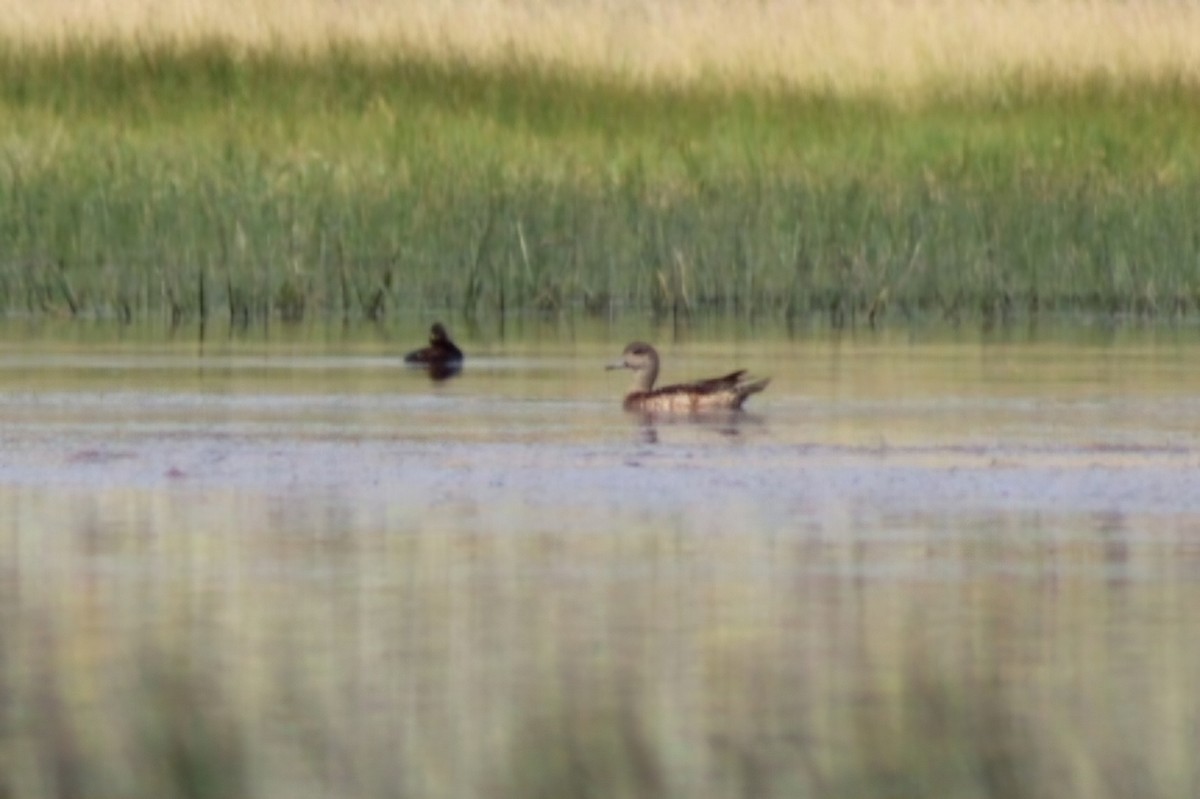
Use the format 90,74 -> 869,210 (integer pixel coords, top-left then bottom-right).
419,360 -> 463,381
631,410 -> 761,444
3,318 -> 1200,795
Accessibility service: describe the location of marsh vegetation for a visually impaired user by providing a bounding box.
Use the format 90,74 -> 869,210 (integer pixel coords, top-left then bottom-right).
4,3 -> 1200,796
2,1 -> 1200,324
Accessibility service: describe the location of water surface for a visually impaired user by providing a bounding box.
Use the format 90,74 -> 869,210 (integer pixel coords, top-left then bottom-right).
4,319 -> 1200,795
4,321 -> 1200,546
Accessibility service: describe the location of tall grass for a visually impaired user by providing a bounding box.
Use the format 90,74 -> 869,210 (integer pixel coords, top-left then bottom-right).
2,5 -> 1200,323
6,0 -> 1200,94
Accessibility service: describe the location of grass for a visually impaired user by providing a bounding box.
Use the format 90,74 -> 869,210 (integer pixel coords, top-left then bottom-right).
6,0 -> 1200,93
1,4 -> 1200,324
5,501 -> 1200,799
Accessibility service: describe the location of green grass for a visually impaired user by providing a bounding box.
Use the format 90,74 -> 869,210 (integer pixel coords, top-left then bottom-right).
2,41 -> 1200,324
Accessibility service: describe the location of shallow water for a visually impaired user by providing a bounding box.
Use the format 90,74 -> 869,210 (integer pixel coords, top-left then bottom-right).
6,320 -> 1200,599
4,320 -> 1200,789
5,320 -> 1200,551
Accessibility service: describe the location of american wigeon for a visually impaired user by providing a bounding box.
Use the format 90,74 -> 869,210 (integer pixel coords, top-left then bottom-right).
607,341 -> 769,412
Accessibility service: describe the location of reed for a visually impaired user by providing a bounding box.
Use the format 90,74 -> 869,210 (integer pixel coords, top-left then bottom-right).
5,0 -> 1200,94
2,6 -> 1199,324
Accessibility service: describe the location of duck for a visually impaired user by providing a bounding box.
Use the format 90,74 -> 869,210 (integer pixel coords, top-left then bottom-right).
607,341 -> 769,412
404,322 -> 463,379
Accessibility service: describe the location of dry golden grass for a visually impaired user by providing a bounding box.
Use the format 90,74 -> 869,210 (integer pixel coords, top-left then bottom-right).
4,0 -> 1200,93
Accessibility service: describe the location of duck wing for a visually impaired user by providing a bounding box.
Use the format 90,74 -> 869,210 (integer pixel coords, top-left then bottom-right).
404,346 -> 436,363
693,370 -> 748,392
404,342 -> 464,364
643,370 -> 746,398
661,370 -> 747,394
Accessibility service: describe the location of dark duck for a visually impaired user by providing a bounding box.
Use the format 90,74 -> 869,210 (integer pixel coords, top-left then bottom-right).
405,322 -> 463,379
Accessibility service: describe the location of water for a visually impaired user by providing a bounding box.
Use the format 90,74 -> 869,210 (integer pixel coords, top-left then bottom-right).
5,321 -> 1200,543
4,318 -> 1200,795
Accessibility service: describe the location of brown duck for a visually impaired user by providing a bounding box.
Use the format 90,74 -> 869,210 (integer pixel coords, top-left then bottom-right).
607,341 -> 769,412
405,322 -> 463,379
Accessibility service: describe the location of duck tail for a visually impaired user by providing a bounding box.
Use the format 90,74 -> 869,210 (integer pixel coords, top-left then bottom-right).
731,376 -> 770,408
739,376 -> 770,396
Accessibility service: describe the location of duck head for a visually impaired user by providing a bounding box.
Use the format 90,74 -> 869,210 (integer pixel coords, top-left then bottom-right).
606,341 -> 660,393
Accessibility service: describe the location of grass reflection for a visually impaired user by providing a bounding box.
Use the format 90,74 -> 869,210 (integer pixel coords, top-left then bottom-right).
4,489 -> 1200,798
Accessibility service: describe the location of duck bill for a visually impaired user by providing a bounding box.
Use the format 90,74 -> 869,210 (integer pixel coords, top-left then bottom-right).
605,360 -> 628,371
